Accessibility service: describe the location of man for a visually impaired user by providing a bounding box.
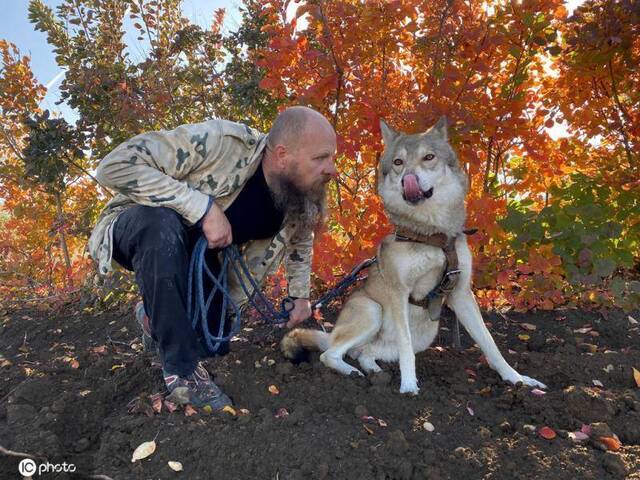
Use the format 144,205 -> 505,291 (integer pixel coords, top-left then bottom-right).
88,106 -> 337,410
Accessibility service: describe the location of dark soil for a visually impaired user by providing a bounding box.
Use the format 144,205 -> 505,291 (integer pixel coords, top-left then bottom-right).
1,302 -> 639,480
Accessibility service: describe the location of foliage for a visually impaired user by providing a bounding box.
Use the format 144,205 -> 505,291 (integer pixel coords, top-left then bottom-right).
0,0 -> 638,311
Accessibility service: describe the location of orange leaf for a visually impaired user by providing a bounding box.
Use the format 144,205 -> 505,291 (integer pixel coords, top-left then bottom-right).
184,405 -> 197,416
599,436 -> 621,451
633,367 -> 640,388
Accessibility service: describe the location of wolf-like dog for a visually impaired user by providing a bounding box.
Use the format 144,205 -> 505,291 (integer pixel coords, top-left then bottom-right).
281,117 -> 546,394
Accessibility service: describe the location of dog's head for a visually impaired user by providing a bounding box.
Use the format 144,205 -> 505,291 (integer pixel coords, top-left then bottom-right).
378,117 -> 469,232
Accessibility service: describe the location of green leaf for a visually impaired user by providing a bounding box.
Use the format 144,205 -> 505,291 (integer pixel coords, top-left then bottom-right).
594,258 -> 616,278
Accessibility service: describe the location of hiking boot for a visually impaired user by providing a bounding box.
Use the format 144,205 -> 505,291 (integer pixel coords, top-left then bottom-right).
163,362 -> 233,411
135,301 -> 157,353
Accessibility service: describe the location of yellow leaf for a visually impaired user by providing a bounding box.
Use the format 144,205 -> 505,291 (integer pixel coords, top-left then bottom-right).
168,461 -> 183,472
222,405 -> 236,416
268,385 -> 280,395
518,334 -> 530,341
131,440 -> 156,462
202,405 -> 213,414
111,364 -> 125,371
633,367 -> 640,388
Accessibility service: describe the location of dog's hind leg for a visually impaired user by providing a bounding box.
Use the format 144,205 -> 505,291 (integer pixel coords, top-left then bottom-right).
320,297 -> 382,377
357,350 -> 382,373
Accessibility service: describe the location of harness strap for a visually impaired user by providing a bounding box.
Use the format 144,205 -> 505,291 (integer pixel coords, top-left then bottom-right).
394,227 -> 476,315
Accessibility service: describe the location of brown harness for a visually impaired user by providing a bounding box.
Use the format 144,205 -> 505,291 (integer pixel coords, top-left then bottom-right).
394,226 -> 477,313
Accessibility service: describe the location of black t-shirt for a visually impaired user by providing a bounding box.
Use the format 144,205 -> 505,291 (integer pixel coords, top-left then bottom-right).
223,161 -> 284,245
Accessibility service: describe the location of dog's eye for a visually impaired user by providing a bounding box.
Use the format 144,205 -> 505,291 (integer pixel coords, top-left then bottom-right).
393,158 -> 403,166
423,154 -> 435,161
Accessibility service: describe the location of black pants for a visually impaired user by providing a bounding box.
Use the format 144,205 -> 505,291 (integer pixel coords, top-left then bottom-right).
112,205 -> 232,377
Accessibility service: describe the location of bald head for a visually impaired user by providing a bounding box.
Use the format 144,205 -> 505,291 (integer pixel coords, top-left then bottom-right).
267,106 -> 334,151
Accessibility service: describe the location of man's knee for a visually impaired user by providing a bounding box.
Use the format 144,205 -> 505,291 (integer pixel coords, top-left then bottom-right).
125,206 -> 187,251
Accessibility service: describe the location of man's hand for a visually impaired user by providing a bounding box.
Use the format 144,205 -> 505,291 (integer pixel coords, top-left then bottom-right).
285,298 -> 312,328
201,201 -> 232,249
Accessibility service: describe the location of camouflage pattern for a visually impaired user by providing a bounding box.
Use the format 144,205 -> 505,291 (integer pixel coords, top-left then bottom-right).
88,119 -> 314,300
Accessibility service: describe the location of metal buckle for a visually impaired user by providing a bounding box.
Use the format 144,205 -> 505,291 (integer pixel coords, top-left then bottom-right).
438,269 -> 461,294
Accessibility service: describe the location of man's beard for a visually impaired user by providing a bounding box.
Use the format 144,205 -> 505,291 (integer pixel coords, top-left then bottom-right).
269,171 -> 328,231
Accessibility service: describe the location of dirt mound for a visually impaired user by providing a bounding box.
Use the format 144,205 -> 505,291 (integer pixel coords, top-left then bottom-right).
1,305 -> 639,479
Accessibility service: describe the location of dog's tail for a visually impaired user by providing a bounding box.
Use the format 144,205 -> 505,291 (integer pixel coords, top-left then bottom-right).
281,328 -> 330,363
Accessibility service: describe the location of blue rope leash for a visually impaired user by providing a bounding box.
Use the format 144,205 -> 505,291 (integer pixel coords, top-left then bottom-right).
187,236 -> 294,355
188,235 -> 377,355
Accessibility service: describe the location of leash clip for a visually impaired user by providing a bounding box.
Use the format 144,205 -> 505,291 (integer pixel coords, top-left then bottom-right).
438,269 -> 461,294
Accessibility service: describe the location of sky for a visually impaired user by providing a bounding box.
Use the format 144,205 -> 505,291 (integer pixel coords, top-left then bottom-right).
2,0 -> 585,129
1,0 -> 242,122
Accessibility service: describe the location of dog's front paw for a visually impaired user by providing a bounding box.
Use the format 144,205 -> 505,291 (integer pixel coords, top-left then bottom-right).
399,381 -> 420,395
504,371 -> 547,390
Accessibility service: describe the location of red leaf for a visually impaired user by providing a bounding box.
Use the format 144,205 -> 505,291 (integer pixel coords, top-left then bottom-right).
539,426 -> 556,440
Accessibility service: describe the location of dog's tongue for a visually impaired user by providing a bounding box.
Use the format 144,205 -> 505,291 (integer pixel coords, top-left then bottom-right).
403,174 -> 422,201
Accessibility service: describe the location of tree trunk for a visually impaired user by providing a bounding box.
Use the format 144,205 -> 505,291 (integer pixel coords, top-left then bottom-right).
53,191 -> 74,289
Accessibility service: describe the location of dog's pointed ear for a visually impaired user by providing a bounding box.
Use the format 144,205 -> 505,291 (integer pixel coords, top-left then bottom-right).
429,116 -> 448,140
379,119 -> 397,145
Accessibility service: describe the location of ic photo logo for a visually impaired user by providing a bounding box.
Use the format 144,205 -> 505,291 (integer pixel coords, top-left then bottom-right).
18,458 -> 77,476
18,459 -> 37,476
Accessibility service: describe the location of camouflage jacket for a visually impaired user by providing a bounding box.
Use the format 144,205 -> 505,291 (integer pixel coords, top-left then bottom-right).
88,119 -> 313,301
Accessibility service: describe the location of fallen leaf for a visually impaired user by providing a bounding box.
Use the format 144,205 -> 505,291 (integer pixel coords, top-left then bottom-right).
89,345 -> 107,355
111,364 -> 125,371
163,400 -> 177,413
478,386 -> 492,396
633,367 -> 640,388
423,421 -> 435,432
568,431 -> 589,442
202,405 -> 213,414
539,426 -> 556,440
0,359 -> 13,368
70,359 -> 80,369
507,349 -> 517,355
267,359 -> 276,366
222,405 -> 237,416
239,408 -> 250,415
592,379 -> 604,387
520,323 -> 537,331
574,327 -> 592,334
268,385 -> 280,395
517,334 -> 530,341
152,394 -> 163,413
464,368 -> 477,377
377,419 -> 388,427
168,461 -> 183,472
131,440 -> 156,462
581,424 -> 592,436
628,315 -> 638,325
599,436 -> 621,451
313,309 -> 324,321
275,407 -> 289,418
466,402 -> 475,416
531,388 -> 546,397
363,425 -> 374,435
603,364 -> 614,373
79,389 -> 91,397
184,405 -> 197,416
